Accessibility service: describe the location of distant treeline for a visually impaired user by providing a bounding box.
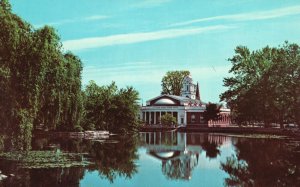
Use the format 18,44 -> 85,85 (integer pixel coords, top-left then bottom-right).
220,42 -> 300,127
0,0 -> 140,151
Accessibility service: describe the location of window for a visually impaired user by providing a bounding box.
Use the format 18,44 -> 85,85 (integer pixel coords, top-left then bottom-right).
191,114 -> 196,123
200,114 -> 205,124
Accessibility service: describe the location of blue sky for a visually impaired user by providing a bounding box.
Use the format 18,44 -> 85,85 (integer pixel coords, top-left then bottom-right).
10,0 -> 300,104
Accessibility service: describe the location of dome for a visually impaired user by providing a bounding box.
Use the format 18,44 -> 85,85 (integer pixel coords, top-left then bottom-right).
154,98 -> 176,105
155,151 -> 175,158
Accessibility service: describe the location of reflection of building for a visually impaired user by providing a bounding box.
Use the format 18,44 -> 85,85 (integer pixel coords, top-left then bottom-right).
140,132 -> 231,180
140,74 -> 231,126
161,153 -> 199,180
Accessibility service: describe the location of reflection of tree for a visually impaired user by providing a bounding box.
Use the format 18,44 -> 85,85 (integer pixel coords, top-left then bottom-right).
1,134 -> 139,185
161,153 -> 199,180
31,167 -> 85,187
221,139 -> 300,186
201,140 -> 220,159
87,135 -> 139,183
221,155 -> 252,186
0,160 -> 85,187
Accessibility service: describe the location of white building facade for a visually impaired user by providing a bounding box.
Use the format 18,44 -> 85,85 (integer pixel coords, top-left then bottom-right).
140,75 -> 231,126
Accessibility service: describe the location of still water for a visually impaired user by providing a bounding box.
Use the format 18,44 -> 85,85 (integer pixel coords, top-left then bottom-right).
1,132 -> 300,186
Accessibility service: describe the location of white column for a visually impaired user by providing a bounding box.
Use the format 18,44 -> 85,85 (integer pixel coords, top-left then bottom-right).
184,111 -> 187,125
159,111 -> 162,124
154,112 -> 157,124
159,132 -> 162,144
145,112 -> 148,124
149,112 -> 152,125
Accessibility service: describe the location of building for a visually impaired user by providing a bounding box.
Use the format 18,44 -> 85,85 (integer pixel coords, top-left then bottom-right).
139,132 -> 231,180
140,75 -> 231,126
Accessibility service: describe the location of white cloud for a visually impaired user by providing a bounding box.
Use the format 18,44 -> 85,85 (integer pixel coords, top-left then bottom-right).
34,15 -> 109,28
130,0 -> 172,8
170,5 -> 300,27
83,61 -> 153,74
83,15 -> 109,21
62,25 -> 234,51
82,61 -> 230,85
82,63 -> 231,103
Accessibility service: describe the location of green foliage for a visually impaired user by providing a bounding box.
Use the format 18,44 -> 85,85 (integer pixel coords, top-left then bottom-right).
220,42 -> 300,127
0,0 -> 11,12
0,0 -> 141,151
203,103 -> 221,122
0,151 -> 91,168
161,70 -> 190,95
161,113 -> 177,126
0,1 -> 83,150
82,81 -> 140,133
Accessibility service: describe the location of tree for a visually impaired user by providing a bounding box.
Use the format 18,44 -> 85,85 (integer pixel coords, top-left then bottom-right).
0,1 -> 37,150
82,81 -> 140,133
0,1 -> 84,150
161,113 -> 177,126
220,42 -> 300,127
203,103 -> 221,123
161,70 -> 190,95
110,86 -> 140,133
0,0 -> 11,12
0,0 -> 142,151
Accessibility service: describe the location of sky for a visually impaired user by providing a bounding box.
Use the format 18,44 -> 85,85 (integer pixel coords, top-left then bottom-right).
10,0 -> 300,104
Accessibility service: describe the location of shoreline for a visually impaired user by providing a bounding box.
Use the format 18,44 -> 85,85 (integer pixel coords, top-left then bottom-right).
139,125 -> 300,139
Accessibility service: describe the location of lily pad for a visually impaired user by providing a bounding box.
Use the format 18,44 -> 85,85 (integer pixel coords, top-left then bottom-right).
0,151 -> 92,169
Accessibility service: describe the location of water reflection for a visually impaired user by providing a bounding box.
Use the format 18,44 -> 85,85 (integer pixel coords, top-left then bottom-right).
0,134 -> 139,186
0,132 -> 299,186
140,132 -> 230,180
221,138 -> 300,187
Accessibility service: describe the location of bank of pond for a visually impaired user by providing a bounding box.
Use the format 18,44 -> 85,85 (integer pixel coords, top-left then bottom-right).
141,125 -> 300,139
0,130 -> 299,186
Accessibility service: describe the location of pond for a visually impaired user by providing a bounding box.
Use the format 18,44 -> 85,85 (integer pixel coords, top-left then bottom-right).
0,132 -> 300,186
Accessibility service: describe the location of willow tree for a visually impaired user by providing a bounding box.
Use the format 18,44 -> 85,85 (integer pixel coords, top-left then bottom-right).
0,0 -> 84,150
0,0 -> 37,150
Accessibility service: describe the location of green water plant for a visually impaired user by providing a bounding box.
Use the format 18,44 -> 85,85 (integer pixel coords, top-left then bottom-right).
0,150 -> 91,169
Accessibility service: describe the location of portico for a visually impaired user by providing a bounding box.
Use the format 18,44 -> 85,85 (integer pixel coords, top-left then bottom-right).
140,74 -> 231,126
140,94 -> 207,126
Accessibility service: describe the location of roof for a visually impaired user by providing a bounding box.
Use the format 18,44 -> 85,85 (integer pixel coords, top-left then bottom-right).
147,94 -> 204,103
